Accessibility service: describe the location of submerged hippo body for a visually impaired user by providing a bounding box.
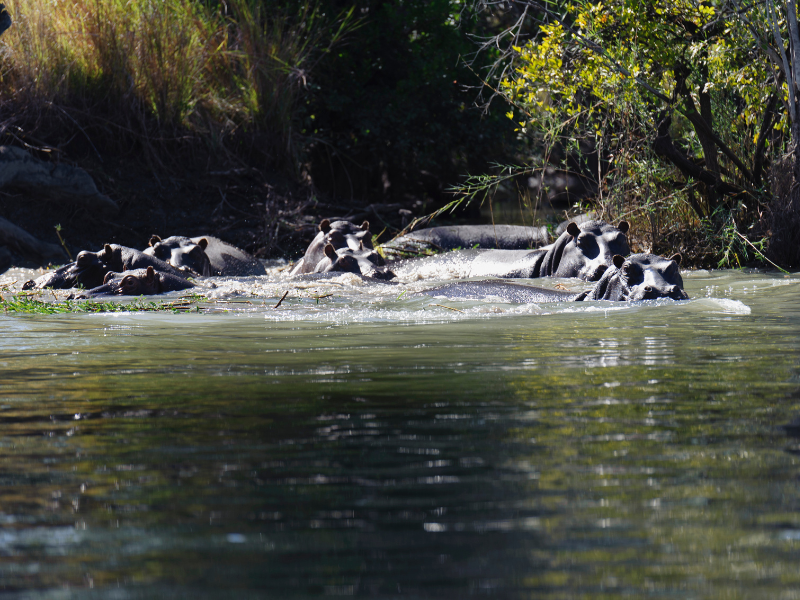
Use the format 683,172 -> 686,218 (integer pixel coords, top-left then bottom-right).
381,224 -> 551,259
392,220 -> 630,282
312,244 -> 395,280
22,244 -> 185,290
420,254 -> 688,303
292,219 -> 374,275
145,235 -> 265,276
81,266 -> 195,297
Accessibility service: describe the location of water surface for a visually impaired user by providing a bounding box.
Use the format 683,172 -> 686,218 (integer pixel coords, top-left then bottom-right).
1,268 -> 799,598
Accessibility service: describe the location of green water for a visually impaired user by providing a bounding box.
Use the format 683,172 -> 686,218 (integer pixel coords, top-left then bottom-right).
1,269 -> 800,598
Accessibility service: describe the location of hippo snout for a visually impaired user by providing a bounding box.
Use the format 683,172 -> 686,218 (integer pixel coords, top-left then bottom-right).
632,283 -> 689,301
669,285 -> 690,300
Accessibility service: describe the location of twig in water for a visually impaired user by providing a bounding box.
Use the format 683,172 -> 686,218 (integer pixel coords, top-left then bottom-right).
313,293 -> 333,304
733,230 -> 789,274
429,303 -> 463,313
274,290 -> 289,308
54,224 -> 73,262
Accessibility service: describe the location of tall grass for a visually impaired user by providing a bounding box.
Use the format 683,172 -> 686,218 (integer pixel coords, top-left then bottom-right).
0,0 -> 351,170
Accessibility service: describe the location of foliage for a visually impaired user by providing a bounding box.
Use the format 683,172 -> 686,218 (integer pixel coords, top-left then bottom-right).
479,0 -> 790,267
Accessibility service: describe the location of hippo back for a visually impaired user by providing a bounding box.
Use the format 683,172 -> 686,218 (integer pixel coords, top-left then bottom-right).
189,236 -> 265,276
382,224 -> 550,259
420,280 -> 578,303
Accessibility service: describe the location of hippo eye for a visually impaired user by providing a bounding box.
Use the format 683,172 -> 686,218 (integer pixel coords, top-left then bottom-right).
120,276 -> 137,291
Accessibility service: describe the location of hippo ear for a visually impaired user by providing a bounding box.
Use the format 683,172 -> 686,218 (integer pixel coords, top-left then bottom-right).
324,244 -> 337,260
197,237 -> 208,250
145,266 -> 155,283
359,240 -> 364,250
669,253 -> 682,265
148,235 -> 161,247
617,220 -> 629,234
103,244 -> 113,258
612,254 -> 625,269
361,221 -> 370,231
566,222 -> 581,237
103,271 -> 114,284
319,219 -> 331,233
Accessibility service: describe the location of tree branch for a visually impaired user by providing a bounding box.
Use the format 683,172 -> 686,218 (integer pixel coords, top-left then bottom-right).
753,90 -> 780,187
652,114 -> 747,207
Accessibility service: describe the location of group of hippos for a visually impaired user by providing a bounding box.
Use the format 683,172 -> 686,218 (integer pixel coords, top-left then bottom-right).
20,217 -> 690,304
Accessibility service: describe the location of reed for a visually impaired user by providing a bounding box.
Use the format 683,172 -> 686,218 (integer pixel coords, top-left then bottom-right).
0,0 -> 350,170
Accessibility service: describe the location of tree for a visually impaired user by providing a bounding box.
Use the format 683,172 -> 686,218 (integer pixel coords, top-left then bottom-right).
476,0 -> 799,266
304,0 -> 514,207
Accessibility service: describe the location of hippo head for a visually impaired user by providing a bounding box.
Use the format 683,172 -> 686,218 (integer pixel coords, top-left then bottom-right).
320,219 -> 374,251
81,266 -> 194,297
547,220 -> 630,281
297,219 -> 374,274
145,235 -> 212,277
22,246 -> 112,290
583,253 -> 689,301
313,243 -> 395,279
314,244 -> 366,275
98,266 -> 163,296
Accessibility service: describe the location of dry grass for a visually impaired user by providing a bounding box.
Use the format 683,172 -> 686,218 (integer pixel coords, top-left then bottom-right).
0,0 -> 351,170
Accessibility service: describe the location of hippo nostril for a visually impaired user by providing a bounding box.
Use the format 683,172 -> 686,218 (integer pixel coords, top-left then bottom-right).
644,286 -> 652,293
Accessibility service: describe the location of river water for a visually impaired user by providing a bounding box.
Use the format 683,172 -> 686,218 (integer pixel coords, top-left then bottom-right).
1,265 -> 800,598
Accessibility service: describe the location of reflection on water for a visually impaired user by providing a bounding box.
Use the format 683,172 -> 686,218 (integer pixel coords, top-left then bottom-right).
0,269 -> 800,597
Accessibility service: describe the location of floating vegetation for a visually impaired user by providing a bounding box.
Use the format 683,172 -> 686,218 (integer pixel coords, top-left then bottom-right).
0,294 -> 202,314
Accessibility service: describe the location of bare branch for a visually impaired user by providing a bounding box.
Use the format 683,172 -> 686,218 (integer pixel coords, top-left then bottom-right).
766,0 -> 796,122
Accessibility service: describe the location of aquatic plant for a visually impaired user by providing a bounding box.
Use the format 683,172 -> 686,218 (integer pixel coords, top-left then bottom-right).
0,294 -> 201,314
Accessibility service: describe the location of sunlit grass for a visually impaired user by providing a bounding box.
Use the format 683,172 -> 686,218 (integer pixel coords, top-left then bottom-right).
0,0 -> 353,169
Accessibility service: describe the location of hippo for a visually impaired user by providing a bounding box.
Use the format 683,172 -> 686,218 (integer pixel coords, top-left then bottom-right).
145,235 -> 265,276
145,235 -> 212,277
379,213 -> 599,259
22,244 -> 186,290
380,224 -> 551,259
79,266 -> 195,297
391,220 -> 630,282
291,219 -> 374,275
312,244 -> 396,280
419,253 -> 688,303
576,253 -> 688,301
